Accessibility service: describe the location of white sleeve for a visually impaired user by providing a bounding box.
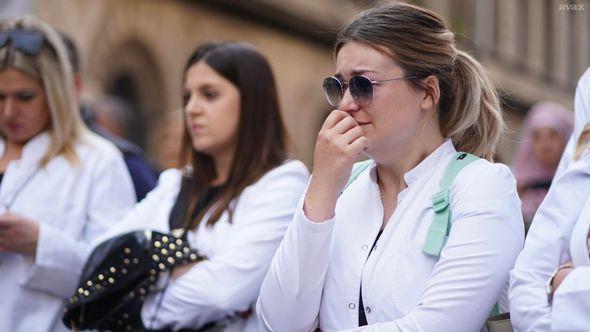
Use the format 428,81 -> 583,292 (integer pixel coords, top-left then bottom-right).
550,266 -> 590,331
145,163 -> 309,330
510,158 -> 590,332
256,198 -> 336,332
22,153 -> 135,298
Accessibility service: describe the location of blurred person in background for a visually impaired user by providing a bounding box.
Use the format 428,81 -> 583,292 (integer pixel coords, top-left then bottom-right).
92,95 -> 134,141
60,33 -> 158,201
92,95 -> 158,200
0,15 -> 135,331
511,101 -> 572,231
100,41 -> 309,331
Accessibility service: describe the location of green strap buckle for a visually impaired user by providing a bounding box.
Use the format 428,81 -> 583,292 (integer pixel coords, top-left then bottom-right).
431,190 -> 450,213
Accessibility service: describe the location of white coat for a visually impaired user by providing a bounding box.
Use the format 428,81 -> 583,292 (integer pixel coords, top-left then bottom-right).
0,132 -> 136,332
101,160 -> 309,331
257,140 -> 524,332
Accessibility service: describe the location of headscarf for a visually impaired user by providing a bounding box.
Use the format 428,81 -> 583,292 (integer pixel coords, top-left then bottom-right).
512,101 -> 573,224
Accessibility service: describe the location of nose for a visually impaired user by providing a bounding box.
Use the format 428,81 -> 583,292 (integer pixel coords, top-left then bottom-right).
338,85 -> 360,114
2,98 -> 17,118
184,94 -> 203,117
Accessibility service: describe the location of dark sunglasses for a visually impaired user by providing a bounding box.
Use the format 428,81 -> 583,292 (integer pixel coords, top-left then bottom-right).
322,74 -> 418,107
0,30 -> 46,56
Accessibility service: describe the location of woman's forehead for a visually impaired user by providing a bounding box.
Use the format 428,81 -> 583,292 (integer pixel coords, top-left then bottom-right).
335,42 -> 401,76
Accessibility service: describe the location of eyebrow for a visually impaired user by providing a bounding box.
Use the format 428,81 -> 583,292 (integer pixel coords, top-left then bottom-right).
334,69 -> 379,79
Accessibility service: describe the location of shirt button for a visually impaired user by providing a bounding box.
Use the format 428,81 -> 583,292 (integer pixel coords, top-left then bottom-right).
361,245 -> 368,250
348,302 -> 356,310
365,306 -> 372,313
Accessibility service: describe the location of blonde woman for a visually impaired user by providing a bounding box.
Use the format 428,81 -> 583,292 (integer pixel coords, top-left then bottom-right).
0,16 -> 135,331
257,3 -> 523,331
510,67 -> 590,332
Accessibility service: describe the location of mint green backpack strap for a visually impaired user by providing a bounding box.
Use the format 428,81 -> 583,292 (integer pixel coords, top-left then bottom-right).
343,160 -> 373,192
422,152 -> 479,257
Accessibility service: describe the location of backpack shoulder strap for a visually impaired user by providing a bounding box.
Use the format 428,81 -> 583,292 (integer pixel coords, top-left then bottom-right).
422,152 -> 479,257
342,160 -> 373,192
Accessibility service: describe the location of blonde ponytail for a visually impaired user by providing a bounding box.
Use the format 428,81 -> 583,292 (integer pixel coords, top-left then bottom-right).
442,50 -> 504,160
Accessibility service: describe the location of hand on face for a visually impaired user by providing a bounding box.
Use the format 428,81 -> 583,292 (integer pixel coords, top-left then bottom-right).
304,110 -> 370,222
0,212 -> 39,255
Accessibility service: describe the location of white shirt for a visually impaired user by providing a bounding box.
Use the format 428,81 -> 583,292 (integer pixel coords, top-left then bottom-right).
548,194 -> 590,332
0,132 -> 136,332
102,160 -> 309,331
257,140 -> 524,332
555,66 -> 590,179
509,152 -> 590,331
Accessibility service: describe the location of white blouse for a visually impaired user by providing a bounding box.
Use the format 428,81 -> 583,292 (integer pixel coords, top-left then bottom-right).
509,152 -> 590,332
547,195 -> 590,332
101,160 -> 309,331
0,132 -> 136,332
257,140 -> 524,332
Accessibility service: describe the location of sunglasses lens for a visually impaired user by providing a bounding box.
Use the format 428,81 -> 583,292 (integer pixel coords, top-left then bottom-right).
0,30 -> 45,56
322,77 -> 343,107
13,31 -> 44,56
350,76 -> 373,105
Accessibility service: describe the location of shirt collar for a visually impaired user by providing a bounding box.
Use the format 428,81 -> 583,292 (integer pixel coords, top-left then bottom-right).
369,139 -> 457,187
0,131 -> 51,164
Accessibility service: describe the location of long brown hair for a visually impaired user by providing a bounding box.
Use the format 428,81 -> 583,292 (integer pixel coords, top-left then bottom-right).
179,42 -> 289,228
335,2 -> 504,160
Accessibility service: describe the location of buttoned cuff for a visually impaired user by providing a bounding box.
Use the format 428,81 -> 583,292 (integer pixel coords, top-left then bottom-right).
296,199 -> 336,234
21,223 -> 88,298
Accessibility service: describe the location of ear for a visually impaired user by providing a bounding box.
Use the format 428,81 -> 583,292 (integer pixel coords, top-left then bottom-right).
419,75 -> 440,113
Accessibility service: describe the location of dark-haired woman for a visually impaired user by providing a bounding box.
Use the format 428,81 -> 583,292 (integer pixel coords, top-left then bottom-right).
257,3 -> 523,331
104,42 -> 309,331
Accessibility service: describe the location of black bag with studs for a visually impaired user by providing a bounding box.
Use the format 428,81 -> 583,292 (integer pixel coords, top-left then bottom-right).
62,229 -> 204,331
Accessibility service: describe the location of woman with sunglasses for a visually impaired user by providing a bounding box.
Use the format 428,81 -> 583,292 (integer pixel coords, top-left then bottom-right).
257,3 -> 523,331
97,41 -> 308,331
0,16 -> 135,332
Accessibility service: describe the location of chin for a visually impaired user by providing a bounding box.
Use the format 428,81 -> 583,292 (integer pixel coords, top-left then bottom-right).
4,133 -> 36,145
191,140 -> 213,155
